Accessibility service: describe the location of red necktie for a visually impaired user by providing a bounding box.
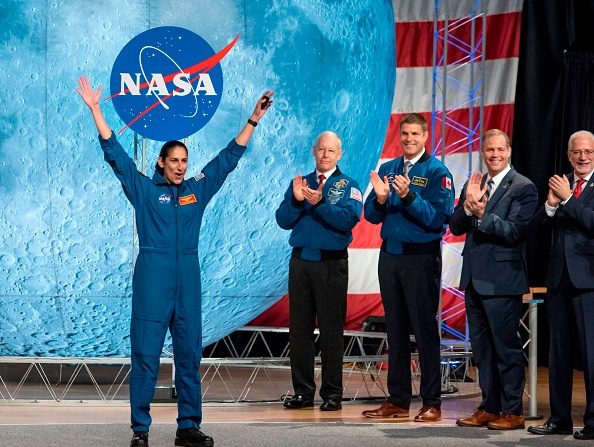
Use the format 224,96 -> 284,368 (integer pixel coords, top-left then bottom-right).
318,174 -> 326,186
574,178 -> 586,198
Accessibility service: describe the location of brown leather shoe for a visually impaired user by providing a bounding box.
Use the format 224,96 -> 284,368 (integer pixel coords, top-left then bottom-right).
362,401 -> 409,418
487,414 -> 525,430
414,406 -> 442,422
456,409 -> 498,427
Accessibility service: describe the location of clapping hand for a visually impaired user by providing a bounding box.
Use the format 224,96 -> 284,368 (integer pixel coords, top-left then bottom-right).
303,180 -> 324,205
292,174 -> 307,201
392,174 -> 410,198
370,171 -> 390,204
548,175 -> 572,201
464,172 -> 488,218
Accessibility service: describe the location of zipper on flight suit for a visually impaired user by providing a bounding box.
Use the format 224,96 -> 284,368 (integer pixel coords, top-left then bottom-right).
170,183 -> 180,298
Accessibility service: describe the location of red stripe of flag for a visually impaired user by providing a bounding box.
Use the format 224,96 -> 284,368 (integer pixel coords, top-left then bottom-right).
248,292 -> 465,332
350,219 -> 382,248
396,12 -> 521,68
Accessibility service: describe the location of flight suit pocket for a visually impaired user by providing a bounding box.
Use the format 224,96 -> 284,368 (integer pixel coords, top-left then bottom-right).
131,315 -> 169,356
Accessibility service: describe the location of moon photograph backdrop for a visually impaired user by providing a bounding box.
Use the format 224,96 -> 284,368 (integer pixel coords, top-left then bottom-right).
0,0 -> 395,356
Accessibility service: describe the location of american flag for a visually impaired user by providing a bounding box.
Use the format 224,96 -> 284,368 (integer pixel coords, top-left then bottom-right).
251,0 -> 523,333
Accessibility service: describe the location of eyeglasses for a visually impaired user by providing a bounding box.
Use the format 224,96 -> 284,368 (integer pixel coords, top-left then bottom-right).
569,149 -> 594,156
314,146 -> 339,155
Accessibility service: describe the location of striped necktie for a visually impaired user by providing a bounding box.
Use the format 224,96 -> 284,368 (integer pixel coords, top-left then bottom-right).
403,161 -> 412,176
484,179 -> 494,200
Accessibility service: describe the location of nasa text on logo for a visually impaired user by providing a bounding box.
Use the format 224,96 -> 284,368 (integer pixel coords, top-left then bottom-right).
109,26 -> 238,141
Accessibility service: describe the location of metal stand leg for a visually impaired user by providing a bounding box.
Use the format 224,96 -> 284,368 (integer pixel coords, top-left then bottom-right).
526,301 -> 542,420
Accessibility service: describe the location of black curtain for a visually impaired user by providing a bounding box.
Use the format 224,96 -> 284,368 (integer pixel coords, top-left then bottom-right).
513,0 -> 594,364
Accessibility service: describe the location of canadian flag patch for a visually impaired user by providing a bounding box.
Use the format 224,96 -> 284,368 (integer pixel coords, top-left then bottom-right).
442,176 -> 452,190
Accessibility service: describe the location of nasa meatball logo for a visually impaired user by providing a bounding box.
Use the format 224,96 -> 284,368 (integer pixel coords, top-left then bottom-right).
109,26 -> 238,141
158,194 -> 172,204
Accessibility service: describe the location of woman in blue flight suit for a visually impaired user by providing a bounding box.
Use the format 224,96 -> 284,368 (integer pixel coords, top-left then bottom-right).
76,76 -> 272,447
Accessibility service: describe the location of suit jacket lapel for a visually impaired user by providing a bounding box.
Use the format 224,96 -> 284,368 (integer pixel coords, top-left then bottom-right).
486,168 -> 516,210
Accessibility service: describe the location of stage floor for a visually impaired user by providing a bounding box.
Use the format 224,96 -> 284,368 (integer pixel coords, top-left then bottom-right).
0,368 -> 592,447
0,367 -> 588,431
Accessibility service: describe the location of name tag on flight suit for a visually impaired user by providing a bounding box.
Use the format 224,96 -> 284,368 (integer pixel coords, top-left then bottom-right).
179,194 -> 197,205
411,176 -> 428,187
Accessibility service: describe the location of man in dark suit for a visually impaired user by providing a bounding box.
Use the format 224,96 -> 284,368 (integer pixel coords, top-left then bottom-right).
527,130 -> 594,440
449,129 -> 538,430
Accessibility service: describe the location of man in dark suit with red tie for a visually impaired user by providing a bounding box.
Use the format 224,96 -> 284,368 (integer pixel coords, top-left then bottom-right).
449,129 -> 538,430
528,130 -> 594,440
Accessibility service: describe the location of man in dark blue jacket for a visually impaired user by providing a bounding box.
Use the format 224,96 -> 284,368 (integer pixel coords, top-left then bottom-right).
528,130 -> 594,440
450,129 -> 537,431
362,113 -> 454,423
276,131 -> 362,411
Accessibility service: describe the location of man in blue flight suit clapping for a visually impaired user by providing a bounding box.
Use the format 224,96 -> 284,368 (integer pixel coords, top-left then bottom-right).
362,113 -> 454,423
276,131 -> 363,412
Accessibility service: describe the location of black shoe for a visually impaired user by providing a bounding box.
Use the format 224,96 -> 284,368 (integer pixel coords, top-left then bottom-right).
320,399 -> 342,411
574,427 -> 594,440
527,420 -> 573,435
283,395 -> 314,409
175,428 -> 214,447
130,431 -> 149,447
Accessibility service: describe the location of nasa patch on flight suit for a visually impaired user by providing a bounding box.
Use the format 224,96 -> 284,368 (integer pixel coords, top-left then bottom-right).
179,194 -> 197,205
327,188 -> 345,204
158,194 -> 172,204
411,176 -> 428,187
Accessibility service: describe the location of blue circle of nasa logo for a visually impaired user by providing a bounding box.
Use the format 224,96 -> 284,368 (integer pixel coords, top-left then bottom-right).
110,26 -> 223,141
